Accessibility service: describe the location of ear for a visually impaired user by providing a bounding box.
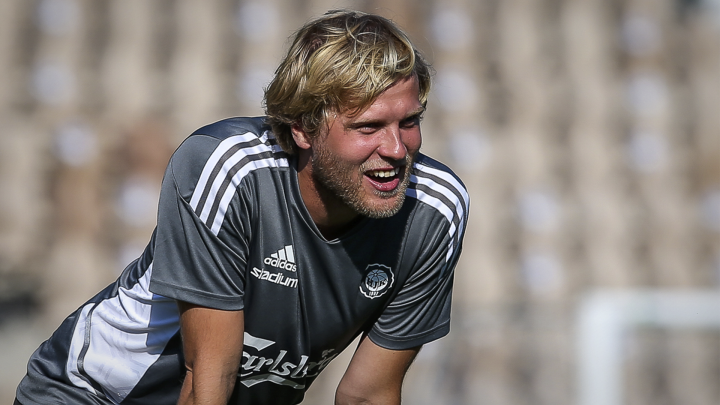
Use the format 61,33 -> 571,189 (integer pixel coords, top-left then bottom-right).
291,123 -> 312,150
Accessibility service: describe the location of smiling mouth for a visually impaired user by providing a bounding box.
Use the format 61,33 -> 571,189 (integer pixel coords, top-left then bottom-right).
366,167 -> 400,179
365,167 -> 402,192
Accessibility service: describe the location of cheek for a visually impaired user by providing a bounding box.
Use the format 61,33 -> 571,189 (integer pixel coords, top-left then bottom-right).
321,137 -> 363,164
340,139 -> 382,163
402,130 -> 422,154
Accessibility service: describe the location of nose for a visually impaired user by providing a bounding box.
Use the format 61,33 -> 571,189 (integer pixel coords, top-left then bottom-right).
377,125 -> 407,161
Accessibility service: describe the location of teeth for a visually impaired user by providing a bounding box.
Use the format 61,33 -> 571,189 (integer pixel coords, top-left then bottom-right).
368,168 -> 399,178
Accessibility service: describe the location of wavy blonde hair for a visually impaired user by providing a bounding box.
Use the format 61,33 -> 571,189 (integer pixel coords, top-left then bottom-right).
263,10 -> 432,154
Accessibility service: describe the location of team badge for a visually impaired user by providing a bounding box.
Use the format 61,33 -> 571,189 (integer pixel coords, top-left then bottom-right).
360,264 -> 394,299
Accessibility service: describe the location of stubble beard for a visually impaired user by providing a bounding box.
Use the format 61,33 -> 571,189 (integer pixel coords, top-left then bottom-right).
311,145 -> 415,219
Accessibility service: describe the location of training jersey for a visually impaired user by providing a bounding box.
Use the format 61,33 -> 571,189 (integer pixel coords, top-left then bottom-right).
16,117 -> 469,405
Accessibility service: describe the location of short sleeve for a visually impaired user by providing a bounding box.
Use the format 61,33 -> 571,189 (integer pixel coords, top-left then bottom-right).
149,136 -> 248,310
368,215 -> 465,350
368,155 -> 470,350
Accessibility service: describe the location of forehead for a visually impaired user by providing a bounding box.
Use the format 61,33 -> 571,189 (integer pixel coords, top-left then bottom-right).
338,76 -> 422,122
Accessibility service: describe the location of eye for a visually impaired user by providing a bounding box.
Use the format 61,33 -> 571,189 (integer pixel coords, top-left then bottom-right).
351,122 -> 381,135
401,114 -> 423,129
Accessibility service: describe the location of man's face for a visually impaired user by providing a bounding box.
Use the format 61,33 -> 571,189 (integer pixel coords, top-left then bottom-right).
310,76 -> 424,218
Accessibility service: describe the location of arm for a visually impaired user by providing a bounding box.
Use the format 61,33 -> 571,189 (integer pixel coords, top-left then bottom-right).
177,301 -> 244,405
335,335 -> 420,405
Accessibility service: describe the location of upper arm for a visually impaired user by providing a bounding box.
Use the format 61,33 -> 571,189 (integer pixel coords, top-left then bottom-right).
149,134 -> 250,311
336,335 -> 420,405
177,301 -> 244,405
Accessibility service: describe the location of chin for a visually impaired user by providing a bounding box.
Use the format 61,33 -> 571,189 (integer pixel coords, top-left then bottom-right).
354,194 -> 406,219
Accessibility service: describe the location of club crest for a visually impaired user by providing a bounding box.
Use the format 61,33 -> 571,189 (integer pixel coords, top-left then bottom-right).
360,264 -> 394,299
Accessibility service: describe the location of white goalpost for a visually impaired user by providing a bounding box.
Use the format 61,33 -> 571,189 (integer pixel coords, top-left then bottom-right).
576,289 -> 720,405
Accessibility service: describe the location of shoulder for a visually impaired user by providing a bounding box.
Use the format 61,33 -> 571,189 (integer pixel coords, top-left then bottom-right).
168,117 -> 289,200
190,116 -> 270,140
406,153 -> 470,230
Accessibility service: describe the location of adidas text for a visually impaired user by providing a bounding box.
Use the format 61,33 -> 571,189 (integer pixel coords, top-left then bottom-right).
264,245 -> 297,272
264,257 -> 296,272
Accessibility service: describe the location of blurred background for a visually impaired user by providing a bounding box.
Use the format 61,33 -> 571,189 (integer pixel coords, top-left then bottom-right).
0,0 -> 719,404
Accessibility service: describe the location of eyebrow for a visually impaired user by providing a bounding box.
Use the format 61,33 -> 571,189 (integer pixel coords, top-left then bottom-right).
404,106 -> 427,119
346,106 -> 426,129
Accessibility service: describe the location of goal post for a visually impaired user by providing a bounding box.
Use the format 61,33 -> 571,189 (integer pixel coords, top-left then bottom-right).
576,289 -> 720,405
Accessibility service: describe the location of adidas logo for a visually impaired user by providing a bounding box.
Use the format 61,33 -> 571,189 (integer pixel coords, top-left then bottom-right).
264,245 -> 297,272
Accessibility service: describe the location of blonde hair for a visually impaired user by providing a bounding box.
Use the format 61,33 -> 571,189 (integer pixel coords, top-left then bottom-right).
263,10 -> 432,154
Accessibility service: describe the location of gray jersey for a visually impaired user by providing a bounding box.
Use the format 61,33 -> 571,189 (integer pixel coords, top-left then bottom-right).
16,117 -> 469,405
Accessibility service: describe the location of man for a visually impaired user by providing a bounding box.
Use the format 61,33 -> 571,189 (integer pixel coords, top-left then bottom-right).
16,10 -> 469,405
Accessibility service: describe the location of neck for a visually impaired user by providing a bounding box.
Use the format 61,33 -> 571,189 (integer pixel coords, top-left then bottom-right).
295,152 -> 360,239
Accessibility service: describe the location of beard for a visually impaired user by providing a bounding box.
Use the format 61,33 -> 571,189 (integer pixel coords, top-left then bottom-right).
311,144 -> 415,219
